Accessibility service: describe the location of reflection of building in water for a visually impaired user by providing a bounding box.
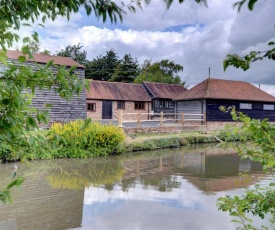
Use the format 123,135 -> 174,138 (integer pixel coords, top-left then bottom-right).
0,174 -> 84,230
121,147 -> 263,193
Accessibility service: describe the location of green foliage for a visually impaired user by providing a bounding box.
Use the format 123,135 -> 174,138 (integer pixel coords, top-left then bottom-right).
0,45 -> 83,157
223,42 -> 275,71
217,106 -> 275,229
0,173 -> 24,204
86,49 -> 120,80
222,0 -> 273,72
217,183 -> 275,229
56,43 -> 88,66
47,158 -> 125,190
109,54 -> 139,83
47,119 -> 126,158
0,0 -> 140,203
21,31 -> 40,53
134,59 -> 185,86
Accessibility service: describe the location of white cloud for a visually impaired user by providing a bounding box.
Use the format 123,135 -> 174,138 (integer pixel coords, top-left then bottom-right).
13,0 -> 275,93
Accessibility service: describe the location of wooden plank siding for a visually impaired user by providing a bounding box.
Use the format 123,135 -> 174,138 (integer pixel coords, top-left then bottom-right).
175,100 -> 206,119
206,99 -> 275,121
1,59 -> 87,126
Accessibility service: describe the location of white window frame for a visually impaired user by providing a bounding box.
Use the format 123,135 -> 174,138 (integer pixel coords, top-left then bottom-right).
240,103 -> 252,109
263,104 -> 274,110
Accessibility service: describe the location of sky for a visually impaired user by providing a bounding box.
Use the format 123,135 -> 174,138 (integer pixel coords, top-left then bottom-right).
15,0 -> 275,93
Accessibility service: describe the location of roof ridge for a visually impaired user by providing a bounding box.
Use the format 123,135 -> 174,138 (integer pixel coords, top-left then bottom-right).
144,81 -> 183,86
91,80 -> 141,86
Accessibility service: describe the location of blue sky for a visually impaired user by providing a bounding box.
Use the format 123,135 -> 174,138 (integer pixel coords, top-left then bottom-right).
15,0 -> 275,94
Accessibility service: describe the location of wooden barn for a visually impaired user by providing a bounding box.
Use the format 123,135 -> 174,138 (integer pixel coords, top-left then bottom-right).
142,82 -> 187,117
86,81 -> 151,120
4,50 -> 87,124
174,78 -> 275,122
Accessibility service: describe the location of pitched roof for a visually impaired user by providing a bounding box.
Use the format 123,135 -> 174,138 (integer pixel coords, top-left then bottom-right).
86,81 -> 151,102
174,78 -> 275,102
6,50 -> 84,68
142,81 -> 187,99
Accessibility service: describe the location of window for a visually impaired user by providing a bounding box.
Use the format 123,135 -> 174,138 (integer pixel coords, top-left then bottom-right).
160,100 -> 169,108
87,103 -> 96,111
117,101 -> 125,110
240,103 -> 252,109
263,104 -> 274,110
135,102 -> 145,110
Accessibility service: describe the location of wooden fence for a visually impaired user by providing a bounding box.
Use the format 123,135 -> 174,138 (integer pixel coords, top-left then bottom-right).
117,110 -> 206,128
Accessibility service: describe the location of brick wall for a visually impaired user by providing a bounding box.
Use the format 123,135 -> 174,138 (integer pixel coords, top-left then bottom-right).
119,101 -> 151,121
87,100 -> 151,121
87,100 -> 102,120
205,121 -> 242,131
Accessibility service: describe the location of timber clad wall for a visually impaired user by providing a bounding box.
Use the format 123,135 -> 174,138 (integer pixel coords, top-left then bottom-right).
3,58 -> 87,125
175,100 -> 206,120
87,100 -> 151,121
206,99 -> 275,121
31,67 -> 86,124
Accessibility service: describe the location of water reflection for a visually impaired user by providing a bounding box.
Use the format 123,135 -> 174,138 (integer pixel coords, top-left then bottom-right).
0,144 -> 269,230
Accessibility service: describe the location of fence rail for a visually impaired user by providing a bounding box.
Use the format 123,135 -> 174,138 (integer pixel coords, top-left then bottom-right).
117,110 -> 206,128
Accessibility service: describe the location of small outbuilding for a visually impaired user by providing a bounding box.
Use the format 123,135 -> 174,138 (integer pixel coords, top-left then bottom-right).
86,81 -> 151,120
174,78 -> 275,122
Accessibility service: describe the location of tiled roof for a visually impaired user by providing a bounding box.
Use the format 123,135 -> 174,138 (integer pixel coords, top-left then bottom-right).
6,50 -> 84,68
142,81 -> 187,99
174,78 -> 275,102
86,81 -> 151,102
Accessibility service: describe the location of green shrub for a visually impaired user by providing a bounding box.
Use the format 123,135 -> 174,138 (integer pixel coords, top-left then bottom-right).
47,119 -> 126,158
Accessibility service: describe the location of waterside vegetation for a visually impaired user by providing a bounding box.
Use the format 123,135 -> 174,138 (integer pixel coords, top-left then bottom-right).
0,118 -> 242,163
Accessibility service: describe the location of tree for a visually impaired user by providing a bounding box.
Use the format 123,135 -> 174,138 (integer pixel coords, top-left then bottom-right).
135,59 -> 185,86
56,43 -> 88,66
0,0 -> 142,204
40,49 -> 51,55
110,54 -> 139,83
86,49 -> 120,80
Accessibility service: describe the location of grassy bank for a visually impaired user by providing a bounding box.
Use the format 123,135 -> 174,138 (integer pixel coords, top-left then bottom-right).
122,130 -> 240,152
0,119 -> 241,162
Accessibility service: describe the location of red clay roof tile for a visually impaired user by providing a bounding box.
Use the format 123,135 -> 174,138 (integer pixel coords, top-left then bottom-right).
6,50 -> 84,68
143,81 -> 187,99
86,80 -> 151,102
174,78 -> 275,102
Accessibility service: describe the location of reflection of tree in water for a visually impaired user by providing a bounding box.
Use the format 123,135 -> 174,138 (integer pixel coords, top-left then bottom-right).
40,143 -> 264,193
47,158 -> 125,190
142,176 -> 181,192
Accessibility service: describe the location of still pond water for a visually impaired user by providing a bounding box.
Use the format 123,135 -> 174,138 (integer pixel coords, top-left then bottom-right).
0,143 -> 272,230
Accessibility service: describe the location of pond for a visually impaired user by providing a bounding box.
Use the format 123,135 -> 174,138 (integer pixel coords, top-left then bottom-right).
0,143 -> 271,230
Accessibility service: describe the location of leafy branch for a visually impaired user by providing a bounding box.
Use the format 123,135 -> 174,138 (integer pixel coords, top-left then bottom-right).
223,41 -> 275,71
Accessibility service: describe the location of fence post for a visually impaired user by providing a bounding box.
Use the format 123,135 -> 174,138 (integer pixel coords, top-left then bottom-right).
160,112 -> 163,127
118,109 -> 123,127
137,112 -> 141,128
181,112 -> 184,127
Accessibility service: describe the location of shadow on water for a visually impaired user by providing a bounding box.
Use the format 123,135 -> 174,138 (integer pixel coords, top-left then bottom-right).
0,143 -> 270,230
